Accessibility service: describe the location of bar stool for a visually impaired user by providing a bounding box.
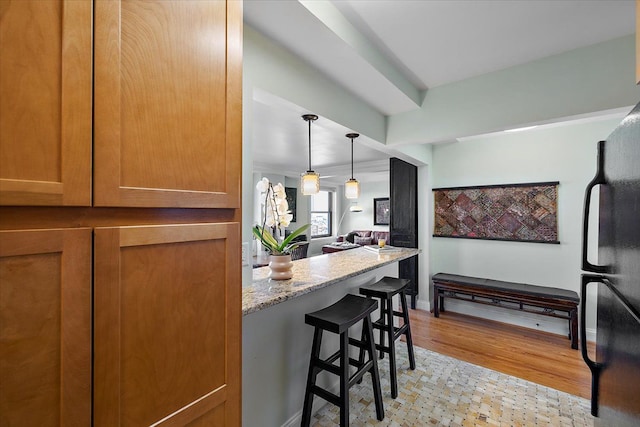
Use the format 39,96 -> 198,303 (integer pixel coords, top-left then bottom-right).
301,294 -> 384,427
359,276 -> 416,399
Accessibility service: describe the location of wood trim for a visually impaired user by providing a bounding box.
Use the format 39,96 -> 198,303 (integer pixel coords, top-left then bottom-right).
118,222 -> 231,247
60,0 -> 93,205
93,0 -> 121,208
151,385 -> 227,426
226,0 -> 243,214
0,206 -> 238,230
93,227 -> 122,427
637,0 -> 639,84
0,228 -> 92,425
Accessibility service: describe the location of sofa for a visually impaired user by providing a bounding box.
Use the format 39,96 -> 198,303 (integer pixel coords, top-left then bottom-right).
337,230 -> 390,246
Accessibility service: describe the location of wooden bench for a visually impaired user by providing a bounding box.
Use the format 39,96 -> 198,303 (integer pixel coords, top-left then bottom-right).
432,273 -> 580,349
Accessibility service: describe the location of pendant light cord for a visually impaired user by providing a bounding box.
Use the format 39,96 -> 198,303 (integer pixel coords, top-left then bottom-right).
308,119 -> 312,172
350,137 -> 354,179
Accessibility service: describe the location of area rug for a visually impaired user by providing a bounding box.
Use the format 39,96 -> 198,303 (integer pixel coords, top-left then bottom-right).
310,344 -> 593,427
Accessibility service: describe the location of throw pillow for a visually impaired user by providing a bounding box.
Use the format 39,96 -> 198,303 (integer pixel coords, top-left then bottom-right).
354,236 -> 371,246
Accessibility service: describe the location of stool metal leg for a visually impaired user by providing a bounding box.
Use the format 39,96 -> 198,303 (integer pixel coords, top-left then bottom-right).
400,291 -> 416,370
301,327 -> 323,427
364,315 -> 385,421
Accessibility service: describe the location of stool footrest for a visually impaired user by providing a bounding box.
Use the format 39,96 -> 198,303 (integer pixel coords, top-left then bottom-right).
349,360 -> 373,387
314,358 -> 340,376
348,337 -> 368,349
310,385 -> 340,407
372,322 -> 408,340
314,353 -> 372,377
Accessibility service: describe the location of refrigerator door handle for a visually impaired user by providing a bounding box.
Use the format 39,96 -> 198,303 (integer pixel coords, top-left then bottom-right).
581,274 -> 603,417
581,141 -> 610,273
580,274 -> 640,418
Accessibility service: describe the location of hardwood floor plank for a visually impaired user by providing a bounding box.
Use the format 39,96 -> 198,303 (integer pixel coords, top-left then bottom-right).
407,308 -> 593,399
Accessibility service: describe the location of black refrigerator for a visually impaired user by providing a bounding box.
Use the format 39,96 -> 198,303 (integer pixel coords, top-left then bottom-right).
580,102 -> 640,427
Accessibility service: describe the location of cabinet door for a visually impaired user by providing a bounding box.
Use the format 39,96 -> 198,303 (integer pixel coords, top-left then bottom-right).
93,0 -> 242,208
94,223 -> 241,426
0,228 -> 92,426
0,0 -> 92,206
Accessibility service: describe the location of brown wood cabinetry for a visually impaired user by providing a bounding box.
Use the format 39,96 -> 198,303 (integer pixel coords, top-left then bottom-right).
1,1 -> 242,426
0,0 -> 92,206
94,223 -> 240,426
94,0 -> 241,208
0,228 -> 92,426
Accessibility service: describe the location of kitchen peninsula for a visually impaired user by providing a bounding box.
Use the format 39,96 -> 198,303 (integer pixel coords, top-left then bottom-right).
242,247 -> 419,427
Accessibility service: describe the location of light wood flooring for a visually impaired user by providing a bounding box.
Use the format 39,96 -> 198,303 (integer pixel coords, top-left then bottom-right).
408,308 -> 594,399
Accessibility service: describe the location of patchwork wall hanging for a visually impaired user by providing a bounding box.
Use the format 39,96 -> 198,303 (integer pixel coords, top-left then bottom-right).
433,181 -> 559,243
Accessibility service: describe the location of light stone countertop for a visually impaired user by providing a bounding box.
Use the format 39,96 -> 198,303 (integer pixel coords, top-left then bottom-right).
243,246 -> 420,316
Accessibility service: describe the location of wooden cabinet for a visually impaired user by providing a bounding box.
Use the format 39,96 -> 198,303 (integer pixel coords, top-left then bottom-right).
0,228 -> 92,426
94,223 -> 240,426
1,1 -> 242,426
93,0 -> 241,208
0,0 -> 92,206
1,0 -> 242,209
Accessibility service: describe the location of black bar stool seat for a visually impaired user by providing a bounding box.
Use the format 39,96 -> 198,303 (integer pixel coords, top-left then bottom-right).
301,294 -> 384,427
359,276 -> 416,399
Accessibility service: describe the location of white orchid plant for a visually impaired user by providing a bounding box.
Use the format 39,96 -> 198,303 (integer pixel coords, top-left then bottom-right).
253,178 -> 310,256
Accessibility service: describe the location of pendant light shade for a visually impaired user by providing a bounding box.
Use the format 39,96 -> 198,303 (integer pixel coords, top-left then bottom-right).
301,114 -> 320,195
344,133 -> 360,199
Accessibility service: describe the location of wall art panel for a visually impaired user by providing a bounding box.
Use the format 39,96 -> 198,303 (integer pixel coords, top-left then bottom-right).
433,182 -> 559,243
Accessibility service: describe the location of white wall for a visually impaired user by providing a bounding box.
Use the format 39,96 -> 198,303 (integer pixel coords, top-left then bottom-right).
429,116 -> 623,340
338,178 -> 390,235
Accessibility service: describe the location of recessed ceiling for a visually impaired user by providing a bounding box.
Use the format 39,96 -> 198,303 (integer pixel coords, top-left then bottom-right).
245,0 -> 635,179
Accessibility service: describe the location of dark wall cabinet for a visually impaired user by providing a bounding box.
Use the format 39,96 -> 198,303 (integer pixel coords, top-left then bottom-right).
389,157 -> 419,308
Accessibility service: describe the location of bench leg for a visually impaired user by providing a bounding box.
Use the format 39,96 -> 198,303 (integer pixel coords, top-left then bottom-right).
570,308 -> 578,350
433,287 -> 440,317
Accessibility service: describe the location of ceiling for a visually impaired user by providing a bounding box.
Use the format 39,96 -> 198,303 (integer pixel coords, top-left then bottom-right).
245,0 -> 635,184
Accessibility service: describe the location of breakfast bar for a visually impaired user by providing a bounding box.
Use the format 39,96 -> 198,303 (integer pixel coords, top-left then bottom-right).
242,247 -> 419,427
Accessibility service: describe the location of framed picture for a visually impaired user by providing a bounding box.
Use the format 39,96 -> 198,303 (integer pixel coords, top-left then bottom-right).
285,187 -> 297,222
433,181 -> 559,243
374,197 -> 390,225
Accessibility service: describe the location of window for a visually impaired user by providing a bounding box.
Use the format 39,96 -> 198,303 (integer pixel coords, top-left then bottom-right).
310,190 -> 333,238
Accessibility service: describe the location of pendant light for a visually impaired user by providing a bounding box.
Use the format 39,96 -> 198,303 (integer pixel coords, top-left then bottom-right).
300,114 -> 320,195
344,133 -> 360,199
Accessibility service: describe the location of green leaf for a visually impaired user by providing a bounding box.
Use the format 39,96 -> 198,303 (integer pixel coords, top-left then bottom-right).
280,223 -> 310,247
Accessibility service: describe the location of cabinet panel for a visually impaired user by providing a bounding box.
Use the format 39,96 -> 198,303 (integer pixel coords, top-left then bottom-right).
0,0 -> 92,206
0,228 -> 92,426
94,223 -> 241,426
94,0 -> 242,208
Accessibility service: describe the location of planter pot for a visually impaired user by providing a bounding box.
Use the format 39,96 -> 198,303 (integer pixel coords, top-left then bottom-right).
268,254 -> 293,280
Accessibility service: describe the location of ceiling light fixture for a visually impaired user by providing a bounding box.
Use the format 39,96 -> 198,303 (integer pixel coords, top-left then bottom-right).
349,202 -> 363,212
301,114 -> 320,195
344,133 -> 360,199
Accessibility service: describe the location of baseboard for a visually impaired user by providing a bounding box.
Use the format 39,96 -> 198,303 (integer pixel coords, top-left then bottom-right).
415,299 -> 430,312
